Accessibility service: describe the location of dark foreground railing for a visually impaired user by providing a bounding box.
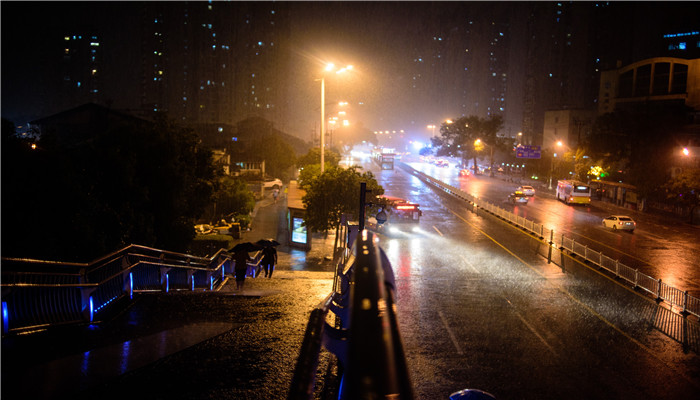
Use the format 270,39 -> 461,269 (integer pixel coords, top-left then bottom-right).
289,230 -> 414,400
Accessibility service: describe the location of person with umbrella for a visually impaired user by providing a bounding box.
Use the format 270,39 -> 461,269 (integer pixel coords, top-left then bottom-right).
256,239 -> 279,278
231,242 -> 258,290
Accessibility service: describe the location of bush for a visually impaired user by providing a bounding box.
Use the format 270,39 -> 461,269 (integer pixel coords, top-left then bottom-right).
189,234 -> 234,257
234,213 -> 251,229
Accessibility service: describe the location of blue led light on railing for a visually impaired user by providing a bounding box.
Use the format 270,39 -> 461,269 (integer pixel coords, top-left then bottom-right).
2,301 -> 8,334
210,276 -> 214,291
94,295 -> 119,313
191,276 -> 195,291
89,296 -> 94,322
129,272 -> 134,299
166,273 -> 169,293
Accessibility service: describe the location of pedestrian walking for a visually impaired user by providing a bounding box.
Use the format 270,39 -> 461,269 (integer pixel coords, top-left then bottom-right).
261,245 -> 278,278
272,188 -> 280,203
233,249 -> 252,290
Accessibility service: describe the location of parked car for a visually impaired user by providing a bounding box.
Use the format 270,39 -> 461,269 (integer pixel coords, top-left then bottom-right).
602,215 -> 636,232
459,169 -> 471,177
508,191 -> 528,204
263,177 -> 282,190
517,185 -> 535,196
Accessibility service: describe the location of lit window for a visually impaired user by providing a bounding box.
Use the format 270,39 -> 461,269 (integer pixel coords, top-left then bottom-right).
679,42 -> 687,50
64,36 -> 70,41
77,81 -> 81,87
183,97 -> 187,101
90,42 -> 100,47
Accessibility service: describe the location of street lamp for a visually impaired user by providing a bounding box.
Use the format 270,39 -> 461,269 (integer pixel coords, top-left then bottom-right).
320,63 -> 353,173
548,140 -> 563,190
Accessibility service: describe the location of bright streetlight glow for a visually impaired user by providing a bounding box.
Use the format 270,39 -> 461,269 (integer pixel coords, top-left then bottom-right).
682,147 -> 690,156
320,63 -> 353,172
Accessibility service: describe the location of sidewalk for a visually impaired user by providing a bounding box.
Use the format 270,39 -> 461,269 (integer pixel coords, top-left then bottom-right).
236,187 -> 339,272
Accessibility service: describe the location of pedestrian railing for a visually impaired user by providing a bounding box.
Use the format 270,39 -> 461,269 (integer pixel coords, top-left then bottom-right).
399,162 -> 700,318
1,244 -> 262,335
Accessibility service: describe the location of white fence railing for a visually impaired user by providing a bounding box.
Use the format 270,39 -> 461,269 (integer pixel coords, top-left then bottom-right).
399,162 -> 700,319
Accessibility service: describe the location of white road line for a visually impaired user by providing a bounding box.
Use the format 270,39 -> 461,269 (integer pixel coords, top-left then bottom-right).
433,226 -> 443,236
506,301 -> 558,357
438,310 -> 465,356
459,255 -> 480,274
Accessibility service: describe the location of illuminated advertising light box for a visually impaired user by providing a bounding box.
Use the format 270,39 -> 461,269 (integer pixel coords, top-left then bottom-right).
291,217 -> 307,244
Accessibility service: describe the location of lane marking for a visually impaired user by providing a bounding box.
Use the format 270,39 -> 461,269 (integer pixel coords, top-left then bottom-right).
459,255 -> 480,274
504,298 -> 558,357
432,225 -> 443,236
447,207 -> 699,387
438,310 -> 465,356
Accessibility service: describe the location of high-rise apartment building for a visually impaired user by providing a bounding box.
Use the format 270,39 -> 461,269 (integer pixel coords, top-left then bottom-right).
140,2 -> 290,129
61,34 -> 102,107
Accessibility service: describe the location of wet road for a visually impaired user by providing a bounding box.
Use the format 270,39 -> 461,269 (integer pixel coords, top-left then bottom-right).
365,159 -> 700,399
403,158 -> 700,296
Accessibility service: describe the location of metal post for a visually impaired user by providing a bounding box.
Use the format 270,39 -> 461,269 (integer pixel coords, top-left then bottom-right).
657,279 -> 663,301
320,78 -> 325,173
682,291 -> 688,315
359,182 -> 367,232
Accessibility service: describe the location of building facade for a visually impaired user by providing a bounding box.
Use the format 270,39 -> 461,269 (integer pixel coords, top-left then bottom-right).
598,57 -> 700,115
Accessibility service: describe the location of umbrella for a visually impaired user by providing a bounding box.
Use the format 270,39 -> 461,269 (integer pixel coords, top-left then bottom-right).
255,238 -> 281,247
231,242 -> 262,252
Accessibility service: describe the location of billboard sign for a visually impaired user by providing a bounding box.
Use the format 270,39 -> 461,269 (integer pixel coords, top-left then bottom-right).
516,145 -> 541,159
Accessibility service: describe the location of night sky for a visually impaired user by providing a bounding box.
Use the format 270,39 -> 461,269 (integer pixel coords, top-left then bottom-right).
2,1 -> 698,140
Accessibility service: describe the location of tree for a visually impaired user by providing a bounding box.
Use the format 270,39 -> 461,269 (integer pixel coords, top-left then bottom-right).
296,147 -> 341,170
661,169 -> 700,208
2,115 -> 217,261
434,115 -> 510,175
302,166 -> 383,235
212,175 -> 256,222
587,102 -> 690,198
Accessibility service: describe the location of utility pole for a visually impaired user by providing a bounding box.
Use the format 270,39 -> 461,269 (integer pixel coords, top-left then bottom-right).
359,182 -> 367,232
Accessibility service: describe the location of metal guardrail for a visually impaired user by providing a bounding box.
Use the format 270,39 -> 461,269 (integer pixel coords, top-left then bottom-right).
1,244 -> 262,335
399,162 -> 700,319
289,230 -> 415,400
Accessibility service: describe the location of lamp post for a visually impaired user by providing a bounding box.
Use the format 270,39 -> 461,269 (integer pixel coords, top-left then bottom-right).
427,124 -> 436,138
548,140 -> 563,190
319,64 -> 353,173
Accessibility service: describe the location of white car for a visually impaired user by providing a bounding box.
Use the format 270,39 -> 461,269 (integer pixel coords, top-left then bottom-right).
262,177 -> 282,190
602,215 -> 636,232
517,185 -> 535,196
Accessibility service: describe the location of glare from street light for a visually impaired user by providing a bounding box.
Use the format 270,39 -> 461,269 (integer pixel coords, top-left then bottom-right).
682,147 -> 690,156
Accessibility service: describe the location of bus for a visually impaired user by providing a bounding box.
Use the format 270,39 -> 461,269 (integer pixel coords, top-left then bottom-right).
372,149 -> 395,170
556,180 -> 591,205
